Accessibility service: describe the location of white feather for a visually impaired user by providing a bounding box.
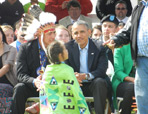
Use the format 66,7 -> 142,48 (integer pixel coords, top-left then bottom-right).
39,12 -> 56,25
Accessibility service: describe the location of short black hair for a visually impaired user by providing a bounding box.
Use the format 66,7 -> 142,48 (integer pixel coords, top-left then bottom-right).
47,41 -> 65,64
115,0 -> 127,9
0,26 -> 7,44
67,0 -> 81,10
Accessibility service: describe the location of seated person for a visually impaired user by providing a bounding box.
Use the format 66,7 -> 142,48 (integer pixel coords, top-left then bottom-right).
0,26 -> 17,87
59,0 -> 92,29
91,24 -> 102,40
99,14 -> 119,64
11,10 -> 57,114
25,41 -> 90,114
10,20 -> 26,52
65,20 -> 111,114
0,0 -> 24,28
0,26 -> 17,113
40,41 -> 90,113
55,25 -> 71,43
45,0 -> 92,22
1,25 -> 14,44
112,44 -> 135,114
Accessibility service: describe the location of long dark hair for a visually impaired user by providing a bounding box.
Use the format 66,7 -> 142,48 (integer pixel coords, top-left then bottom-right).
47,41 -> 65,64
0,26 -> 7,44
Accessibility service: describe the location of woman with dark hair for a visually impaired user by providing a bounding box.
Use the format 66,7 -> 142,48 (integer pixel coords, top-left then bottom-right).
0,26 -> 17,113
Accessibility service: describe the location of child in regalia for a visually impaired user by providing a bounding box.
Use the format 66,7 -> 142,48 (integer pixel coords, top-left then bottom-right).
40,41 -> 90,114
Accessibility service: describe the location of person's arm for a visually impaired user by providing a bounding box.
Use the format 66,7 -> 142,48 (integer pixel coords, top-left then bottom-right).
113,46 -> 134,83
16,44 -> 35,85
0,64 -> 10,78
103,16 -> 131,48
96,0 -> 106,19
1,46 -> 17,77
45,0 -> 66,13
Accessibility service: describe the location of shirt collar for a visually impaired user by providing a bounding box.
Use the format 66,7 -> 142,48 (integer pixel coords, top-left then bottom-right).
78,39 -> 89,51
38,40 -> 42,50
70,16 -> 80,24
142,0 -> 148,6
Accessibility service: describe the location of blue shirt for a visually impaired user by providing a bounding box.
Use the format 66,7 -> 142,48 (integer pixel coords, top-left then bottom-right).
16,40 -> 21,52
137,1 -> 148,57
38,41 -> 47,68
78,40 -> 94,80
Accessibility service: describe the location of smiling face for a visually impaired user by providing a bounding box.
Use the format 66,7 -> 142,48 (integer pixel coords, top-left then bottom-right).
72,24 -> 89,49
43,31 -> 56,48
4,29 -> 14,44
55,28 -> 70,43
115,3 -> 127,20
92,28 -> 102,39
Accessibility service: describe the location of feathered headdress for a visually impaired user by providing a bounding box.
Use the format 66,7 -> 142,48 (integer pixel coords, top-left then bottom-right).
20,5 -> 56,41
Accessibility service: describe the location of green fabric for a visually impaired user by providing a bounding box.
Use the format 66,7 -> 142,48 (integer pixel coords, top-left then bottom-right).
40,63 -> 90,114
23,2 -> 45,13
112,44 -> 134,109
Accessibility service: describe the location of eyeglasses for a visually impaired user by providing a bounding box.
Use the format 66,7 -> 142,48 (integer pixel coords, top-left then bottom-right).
116,8 -> 126,10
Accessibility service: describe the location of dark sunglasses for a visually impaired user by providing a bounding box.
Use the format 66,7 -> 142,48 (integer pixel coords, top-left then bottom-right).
116,8 -> 126,10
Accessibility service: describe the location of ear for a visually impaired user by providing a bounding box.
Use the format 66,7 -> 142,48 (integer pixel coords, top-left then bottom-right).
58,53 -> 63,62
14,29 -> 18,36
88,29 -> 92,37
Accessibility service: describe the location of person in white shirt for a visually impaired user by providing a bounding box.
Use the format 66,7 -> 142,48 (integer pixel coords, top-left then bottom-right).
115,0 -> 129,24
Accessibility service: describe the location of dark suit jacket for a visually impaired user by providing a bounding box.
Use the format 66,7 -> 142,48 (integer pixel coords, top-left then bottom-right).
65,38 -> 108,79
16,39 -> 49,89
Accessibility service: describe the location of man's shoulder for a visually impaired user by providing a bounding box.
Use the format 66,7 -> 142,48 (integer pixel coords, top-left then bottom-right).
59,16 -> 70,23
80,15 -> 91,19
65,40 -> 75,48
20,39 -> 38,50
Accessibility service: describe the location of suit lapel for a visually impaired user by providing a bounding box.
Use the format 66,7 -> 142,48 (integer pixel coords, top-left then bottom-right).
88,39 -> 95,70
31,40 -> 40,69
67,16 -> 72,25
72,41 -> 80,71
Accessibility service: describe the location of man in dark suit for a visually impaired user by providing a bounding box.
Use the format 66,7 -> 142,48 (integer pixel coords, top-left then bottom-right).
65,20 -> 111,114
11,22 -> 56,114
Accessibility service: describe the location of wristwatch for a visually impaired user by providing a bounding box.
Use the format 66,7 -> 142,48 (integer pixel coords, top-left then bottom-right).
85,74 -> 89,80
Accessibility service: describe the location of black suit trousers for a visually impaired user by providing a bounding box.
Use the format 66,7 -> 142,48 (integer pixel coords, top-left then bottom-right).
81,78 -> 108,114
11,83 -> 39,114
116,81 -> 134,114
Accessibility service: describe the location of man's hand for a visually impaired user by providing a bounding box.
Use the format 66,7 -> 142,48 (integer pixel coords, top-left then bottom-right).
75,72 -> 87,86
34,75 -> 42,91
62,1 -> 69,9
103,39 -> 116,50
